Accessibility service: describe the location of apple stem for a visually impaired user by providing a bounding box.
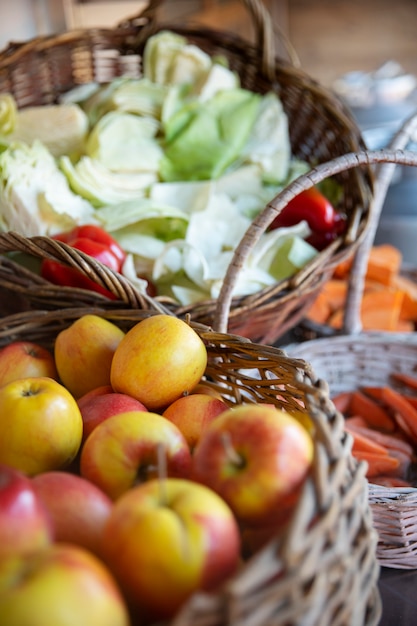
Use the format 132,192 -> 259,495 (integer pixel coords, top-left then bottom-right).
157,443 -> 168,506
221,432 -> 245,468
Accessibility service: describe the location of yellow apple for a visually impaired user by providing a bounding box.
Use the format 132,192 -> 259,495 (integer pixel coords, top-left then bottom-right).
193,404 -> 314,526
80,410 -> 192,499
110,314 -> 207,410
0,341 -> 58,387
0,377 -> 83,476
54,314 -> 125,399
101,478 -> 241,622
163,393 -> 229,451
31,471 -> 113,557
0,464 -> 53,561
0,543 -> 130,626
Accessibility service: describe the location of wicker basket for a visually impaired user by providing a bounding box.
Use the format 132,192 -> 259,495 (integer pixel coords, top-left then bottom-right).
0,0 -> 375,343
0,303 -> 381,625
288,332 -> 417,570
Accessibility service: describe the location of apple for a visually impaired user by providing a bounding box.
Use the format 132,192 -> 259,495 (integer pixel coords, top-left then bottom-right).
54,314 -> 125,399
0,464 -> 53,561
0,377 -> 83,476
110,314 -> 207,411
77,388 -> 148,442
101,477 -> 241,622
192,404 -> 314,526
31,471 -> 113,557
0,543 -> 130,626
80,410 -> 192,500
191,382 -> 225,399
0,341 -> 58,387
162,393 -> 229,451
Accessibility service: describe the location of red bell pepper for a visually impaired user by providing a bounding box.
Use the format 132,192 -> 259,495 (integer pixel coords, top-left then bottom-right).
268,186 -> 346,250
52,224 -> 126,269
40,225 -> 126,300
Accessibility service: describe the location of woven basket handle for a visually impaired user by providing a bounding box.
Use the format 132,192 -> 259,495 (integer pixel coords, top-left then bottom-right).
342,110 -> 417,335
120,0 -> 299,78
213,146 -> 417,334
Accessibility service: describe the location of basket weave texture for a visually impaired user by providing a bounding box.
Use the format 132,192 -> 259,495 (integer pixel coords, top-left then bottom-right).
0,305 -> 381,625
0,0 -> 374,344
289,332 -> 417,570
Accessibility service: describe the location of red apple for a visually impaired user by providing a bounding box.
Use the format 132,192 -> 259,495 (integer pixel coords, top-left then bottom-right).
162,393 -> 228,451
0,543 -> 130,626
77,388 -> 148,442
80,410 -> 192,499
101,477 -> 241,622
0,341 -> 58,387
110,314 -> 208,410
0,377 -> 83,476
0,464 -> 53,561
193,404 -> 314,526
31,471 -> 113,557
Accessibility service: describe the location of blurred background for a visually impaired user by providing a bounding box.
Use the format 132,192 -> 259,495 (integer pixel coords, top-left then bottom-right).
1,0 -> 417,260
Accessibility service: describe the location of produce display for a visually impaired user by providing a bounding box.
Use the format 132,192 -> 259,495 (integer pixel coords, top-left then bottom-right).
0,30 -> 344,307
306,243 -> 417,331
0,313 -> 314,625
333,373 -> 417,488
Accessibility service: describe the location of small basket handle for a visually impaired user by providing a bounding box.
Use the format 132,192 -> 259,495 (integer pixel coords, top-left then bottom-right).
213,145 -> 417,335
118,0 -> 299,79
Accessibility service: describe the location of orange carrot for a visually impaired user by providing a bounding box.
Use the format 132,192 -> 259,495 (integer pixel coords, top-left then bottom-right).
381,387 -> 417,440
354,451 -> 400,478
390,372 -> 417,392
344,415 -> 369,429
332,391 -> 353,414
402,395 -> 417,410
388,448 -> 412,478
345,422 -> 414,458
350,390 -> 396,432
345,426 -> 389,456
393,411 -> 417,447
361,387 -> 385,401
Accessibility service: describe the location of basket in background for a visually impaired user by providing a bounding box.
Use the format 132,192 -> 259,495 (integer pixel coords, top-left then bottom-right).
0,0 -> 375,343
289,332 -> 417,570
0,302 -> 381,625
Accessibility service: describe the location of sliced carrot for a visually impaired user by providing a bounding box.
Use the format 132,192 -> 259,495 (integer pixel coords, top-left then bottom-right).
381,387 -> 417,440
390,372 -> 417,392
350,390 -> 396,432
393,274 -> 417,321
393,411 -> 417,447
346,427 -> 389,456
344,415 -> 369,429
345,422 -> 414,458
328,289 -> 405,331
401,395 -> 417,410
306,292 -> 331,324
395,319 -> 415,332
332,257 -> 352,280
361,387 -> 385,401
321,279 -> 348,312
388,448 -> 412,478
332,391 -> 353,414
365,244 -> 402,286
354,451 -> 400,478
